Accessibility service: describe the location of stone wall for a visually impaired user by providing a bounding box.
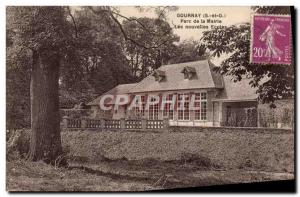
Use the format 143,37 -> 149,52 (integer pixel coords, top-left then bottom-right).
62,115 -> 293,134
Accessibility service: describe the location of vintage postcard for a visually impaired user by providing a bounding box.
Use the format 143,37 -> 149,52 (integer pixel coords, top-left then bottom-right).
6,6 -> 295,192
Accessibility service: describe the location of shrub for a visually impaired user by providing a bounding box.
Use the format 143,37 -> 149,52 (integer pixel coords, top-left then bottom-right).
7,129 -> 30,161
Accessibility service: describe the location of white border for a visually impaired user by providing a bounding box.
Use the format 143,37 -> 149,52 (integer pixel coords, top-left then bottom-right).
1,1 -> 298,196
1,0 -> 298,6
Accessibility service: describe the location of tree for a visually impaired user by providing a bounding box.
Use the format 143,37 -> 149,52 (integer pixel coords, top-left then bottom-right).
121,17 -> 179,79
6,66 -> 31,130
7,6 -> 180,165
198,6 -> 293,106
6,26 -> 31,130
169,39 -> 206,64
60,7 -> 135,99
6,62 -> 31,130
7,7 -> 74,165
88,6 -> 180,80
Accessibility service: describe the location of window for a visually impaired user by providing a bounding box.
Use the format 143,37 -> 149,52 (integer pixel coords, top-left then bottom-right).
128,96 -> 140,118
149,103 -> 159,120
194,101 -> 201,120
169,106 -> 174,119
154,103 -> 159,119
141,95 -> 146,116
177,94 -> 183,120
201,101 -> 207,120
201,92 -> 207,100
181,66 -> 196,80
152,70 -> 166,82
163,94 -> 174,120
195,92 -> 201,100
177,94 -> 190,120
183,102 -> 189,120
141,103 -> 146,116
132,106 -> 140,118
194,92 -> 207,120
149,105 -> 154,120
184,72 -> 189,79
194,93 -> 201,120
148,97 -> 159,120
163,104 -> 168,116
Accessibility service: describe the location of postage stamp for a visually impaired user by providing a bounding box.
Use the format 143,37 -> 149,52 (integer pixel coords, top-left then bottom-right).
250,14 -> 292,65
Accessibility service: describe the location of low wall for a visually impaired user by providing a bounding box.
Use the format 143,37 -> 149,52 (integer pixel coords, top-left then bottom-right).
62,116 -> 293,132
168,126 -> 293,134
62,127 -> 294,173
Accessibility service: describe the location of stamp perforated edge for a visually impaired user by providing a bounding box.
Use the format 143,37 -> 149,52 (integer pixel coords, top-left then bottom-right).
249,13 -> 292,65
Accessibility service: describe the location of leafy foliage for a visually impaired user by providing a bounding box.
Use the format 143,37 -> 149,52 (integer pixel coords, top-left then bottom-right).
169,39 -> 206,64
199,7 -> 294,105
60,8 -> 135,94
6,6 -> 183,128
7,7 -> 73,56
122,17 -> 180,79
6,66 -> 31,129
6,7 -> 75,129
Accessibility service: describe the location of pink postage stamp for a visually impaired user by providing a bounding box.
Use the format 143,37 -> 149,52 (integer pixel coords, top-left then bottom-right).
251,14 -> 291,65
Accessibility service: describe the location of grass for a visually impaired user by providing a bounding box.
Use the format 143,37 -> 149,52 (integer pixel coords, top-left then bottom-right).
7,159 -> 151,191
62,129 -> 294,173
7,157 -> 294,191
6,128 -> 295,191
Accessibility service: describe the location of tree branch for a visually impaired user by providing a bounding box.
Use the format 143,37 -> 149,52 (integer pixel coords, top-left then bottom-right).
67,6 -> 78,38
108,11 -> 151,49
110,9 -> 157,36
88,6 -> 176,50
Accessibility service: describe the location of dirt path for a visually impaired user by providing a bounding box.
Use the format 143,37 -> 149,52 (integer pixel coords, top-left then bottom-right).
69,160 -> 294,190
7,159 -> 294,191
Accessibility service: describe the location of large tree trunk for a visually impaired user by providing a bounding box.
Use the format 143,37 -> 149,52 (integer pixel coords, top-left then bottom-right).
28,50 -> 65,166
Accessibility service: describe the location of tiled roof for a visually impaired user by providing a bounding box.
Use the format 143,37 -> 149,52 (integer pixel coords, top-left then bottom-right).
129,60 -> 224,93
214,76 -> 258,101
87,60 -> 259,105
87,83 -> 137,106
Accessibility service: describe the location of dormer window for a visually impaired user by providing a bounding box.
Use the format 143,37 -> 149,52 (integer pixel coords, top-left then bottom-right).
181,66 -> 196,80
152,70 -> 166,82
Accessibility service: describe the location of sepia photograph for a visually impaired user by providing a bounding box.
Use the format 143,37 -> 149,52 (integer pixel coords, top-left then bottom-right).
5,5 -> 295,192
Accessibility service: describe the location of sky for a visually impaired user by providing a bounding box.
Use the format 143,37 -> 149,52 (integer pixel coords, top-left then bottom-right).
118,6 -> 253,40
71,6 -> 254,65
118,6 -> 253,65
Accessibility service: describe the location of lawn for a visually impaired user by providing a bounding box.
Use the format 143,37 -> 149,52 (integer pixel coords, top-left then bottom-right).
6,128 -> 294,191
7,158 -> 294,191
63,129 -> 294,172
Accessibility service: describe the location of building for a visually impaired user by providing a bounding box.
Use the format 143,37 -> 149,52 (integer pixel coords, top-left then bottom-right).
87,60 -> 259,127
